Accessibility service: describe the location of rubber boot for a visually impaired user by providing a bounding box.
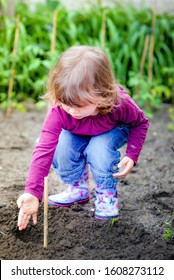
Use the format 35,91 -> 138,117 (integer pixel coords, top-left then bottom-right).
48,165 -> 89,207
94,185 -> 118,220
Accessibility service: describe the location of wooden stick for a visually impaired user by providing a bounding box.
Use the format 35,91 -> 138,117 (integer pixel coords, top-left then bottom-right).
148,35 -> 154,84
148,0 -> 158,84
101,10 -> 107,49
43,176 -> 48,248
6,14 -> 20,117
12,14 -> 20,57
140,35 -> 149,76
50,9 -> 58,53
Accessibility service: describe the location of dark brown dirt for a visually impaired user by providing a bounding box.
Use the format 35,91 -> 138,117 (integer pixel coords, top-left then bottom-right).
0,104 -> 174,260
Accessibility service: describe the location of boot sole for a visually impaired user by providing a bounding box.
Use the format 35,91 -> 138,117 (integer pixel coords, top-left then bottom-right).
95,214 -> 119,220
48,197 -> 89,207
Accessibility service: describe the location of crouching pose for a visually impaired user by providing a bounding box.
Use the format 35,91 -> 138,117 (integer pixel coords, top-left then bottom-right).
17,45 -> 149,230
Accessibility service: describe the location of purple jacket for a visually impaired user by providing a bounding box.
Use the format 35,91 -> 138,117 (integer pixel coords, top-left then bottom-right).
25,88 -> 149,200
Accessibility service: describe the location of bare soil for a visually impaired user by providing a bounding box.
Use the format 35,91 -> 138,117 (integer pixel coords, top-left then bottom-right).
0,104 -> 174,260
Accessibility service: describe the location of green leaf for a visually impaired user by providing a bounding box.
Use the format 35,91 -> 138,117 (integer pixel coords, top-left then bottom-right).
28,59 -> 41,71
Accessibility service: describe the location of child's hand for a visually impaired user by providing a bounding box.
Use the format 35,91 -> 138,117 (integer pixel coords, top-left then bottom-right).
17,193 -> 39,231
113,156 -> 134,179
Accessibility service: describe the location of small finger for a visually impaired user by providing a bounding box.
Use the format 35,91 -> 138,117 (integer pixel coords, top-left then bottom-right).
23,215 -> 31,229
18,216 -> 31,231
113,172 -> 127,179
32,213 -> 38,225
113,167 -> 130,178
17,197 -> 23,208
18,208 -> 24,227
18,210 -> 31,230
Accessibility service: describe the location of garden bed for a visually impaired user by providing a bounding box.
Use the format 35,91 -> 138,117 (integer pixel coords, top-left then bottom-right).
0,104 -> 174,260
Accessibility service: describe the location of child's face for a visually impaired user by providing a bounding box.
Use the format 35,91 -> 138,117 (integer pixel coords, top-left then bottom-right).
61,103 -> 99,119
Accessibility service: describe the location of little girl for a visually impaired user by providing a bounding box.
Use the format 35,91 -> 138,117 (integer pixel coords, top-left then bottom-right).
17,45 -> 149,230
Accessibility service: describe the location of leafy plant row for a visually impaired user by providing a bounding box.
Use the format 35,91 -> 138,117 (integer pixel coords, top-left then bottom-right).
0,1 -> 174,116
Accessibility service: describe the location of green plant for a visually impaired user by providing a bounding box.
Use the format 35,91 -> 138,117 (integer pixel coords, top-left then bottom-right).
127,72 -> 163,118
111,217 -> 119,226
0,1 -> 174,113
163,221 -> 174,241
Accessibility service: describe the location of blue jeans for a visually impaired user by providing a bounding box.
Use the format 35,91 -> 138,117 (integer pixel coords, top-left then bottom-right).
52,125 -> 129,188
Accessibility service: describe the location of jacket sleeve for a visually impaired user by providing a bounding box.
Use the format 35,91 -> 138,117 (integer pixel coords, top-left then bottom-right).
117,93 -> 149,164
24,107 -> 62,201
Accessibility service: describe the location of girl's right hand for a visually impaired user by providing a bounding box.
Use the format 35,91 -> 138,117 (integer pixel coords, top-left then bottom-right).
17,193 -> 39,231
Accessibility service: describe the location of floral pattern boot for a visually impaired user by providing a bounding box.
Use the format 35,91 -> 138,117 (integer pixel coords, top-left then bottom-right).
48,165 -> 89,207
94,185 -> 119,220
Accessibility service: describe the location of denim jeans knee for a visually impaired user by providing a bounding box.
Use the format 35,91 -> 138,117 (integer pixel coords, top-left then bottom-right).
52,126 -> 129,186
52,130 -> 89,184
84,125 -> 129,188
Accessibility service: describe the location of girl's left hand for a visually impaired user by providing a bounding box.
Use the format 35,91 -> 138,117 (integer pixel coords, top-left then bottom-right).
113,156 -> 134,179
